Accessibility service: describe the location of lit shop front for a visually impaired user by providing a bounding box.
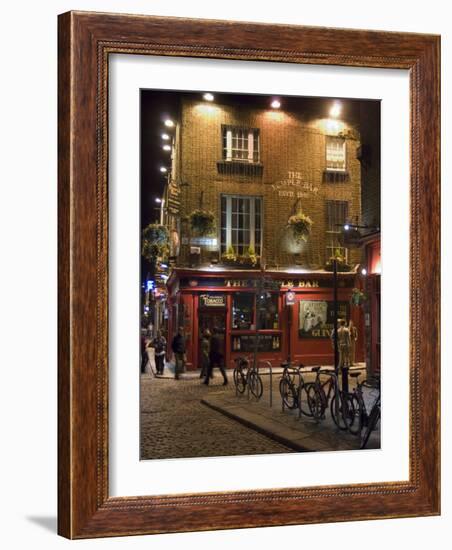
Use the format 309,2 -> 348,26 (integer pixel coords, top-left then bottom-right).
166,269 -> 365,371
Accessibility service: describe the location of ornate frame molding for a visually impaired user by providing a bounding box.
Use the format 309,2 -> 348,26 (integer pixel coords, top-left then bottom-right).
58,11 -> 440,538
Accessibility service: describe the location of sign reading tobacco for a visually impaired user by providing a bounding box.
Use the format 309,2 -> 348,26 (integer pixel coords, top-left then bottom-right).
199,294 -> 226,308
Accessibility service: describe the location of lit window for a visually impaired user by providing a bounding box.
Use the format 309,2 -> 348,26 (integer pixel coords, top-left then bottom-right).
232,293 -> 254,329
325,200 -> 349,262
221,195 -> 262,257
222,126 -> 260,163
326,136 -> 346,172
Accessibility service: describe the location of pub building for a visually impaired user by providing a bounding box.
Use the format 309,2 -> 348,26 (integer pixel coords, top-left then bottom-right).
144,91 -> 381,373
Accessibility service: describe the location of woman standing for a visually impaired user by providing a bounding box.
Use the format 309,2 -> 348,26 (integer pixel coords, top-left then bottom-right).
152,330 -> 167,375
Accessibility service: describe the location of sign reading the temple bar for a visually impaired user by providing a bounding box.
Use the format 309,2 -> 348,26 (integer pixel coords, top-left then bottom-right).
299,300 -> 349,338
199,294 -> 226,308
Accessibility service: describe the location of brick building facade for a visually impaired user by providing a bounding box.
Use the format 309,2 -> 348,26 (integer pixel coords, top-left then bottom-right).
170,96 -> 363,270
147,93 -> 380,372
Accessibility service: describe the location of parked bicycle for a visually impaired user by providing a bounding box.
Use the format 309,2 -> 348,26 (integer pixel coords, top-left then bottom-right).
342,373 -> 381,448
233,356 -> 264,399
279,362 -> 313,417
307,368 -> 354,430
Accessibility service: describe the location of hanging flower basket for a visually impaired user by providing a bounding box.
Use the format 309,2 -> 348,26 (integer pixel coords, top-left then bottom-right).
350,287 -> 367,306
287,212 -> 313,243
141,223 -> 169,262
189,209 -> 216,236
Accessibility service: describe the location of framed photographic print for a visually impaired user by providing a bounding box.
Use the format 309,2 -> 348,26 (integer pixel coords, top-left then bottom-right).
58,11 -> 440,538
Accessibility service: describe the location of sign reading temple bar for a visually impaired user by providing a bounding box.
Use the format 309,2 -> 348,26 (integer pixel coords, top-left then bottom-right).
199,294 -> 226,308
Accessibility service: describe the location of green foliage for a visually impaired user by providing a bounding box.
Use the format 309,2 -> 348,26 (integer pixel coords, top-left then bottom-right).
222,244 -> 237,261
287,212 -> 313,242
350,287 -> 367,306
189,209 -> 216,236
141,223 -> 169,262
325,250 -> 352,272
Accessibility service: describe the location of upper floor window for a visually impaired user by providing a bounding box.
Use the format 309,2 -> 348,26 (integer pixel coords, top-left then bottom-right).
222,126 -> 260,163
325,200 -> 349,261
326,136 -> 346,172
221,195 -> 262,256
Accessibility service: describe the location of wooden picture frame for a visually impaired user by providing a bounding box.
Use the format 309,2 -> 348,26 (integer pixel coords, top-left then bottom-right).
58,11 -> 440,538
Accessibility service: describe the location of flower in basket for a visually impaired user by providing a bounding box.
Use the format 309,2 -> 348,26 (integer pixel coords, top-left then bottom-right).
350,287 -> 367,306
325,249 -> 352,272
239,246 -> 259,267
221,244 -> 237,262
189,209 -> 216,236
141,223 -> 169,262
287,212 -> 313,243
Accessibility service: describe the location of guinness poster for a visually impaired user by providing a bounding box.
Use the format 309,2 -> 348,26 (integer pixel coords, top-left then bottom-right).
299,300 -> 349,338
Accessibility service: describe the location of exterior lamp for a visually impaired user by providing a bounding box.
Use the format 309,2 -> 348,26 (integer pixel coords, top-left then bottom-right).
159,166 -> 167,173
329,101 -> 341,118
155,197 -> 162,204
162,144 -> 171,151
164,119 -> 175,128
344,224 -> 350,231
271,99 -> 281,109
361,267 -> 368,276
203,92 -> 214,101
161,133 -> 170,140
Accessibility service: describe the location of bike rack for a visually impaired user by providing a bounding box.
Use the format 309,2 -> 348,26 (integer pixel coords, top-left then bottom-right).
257,360 -> 273,407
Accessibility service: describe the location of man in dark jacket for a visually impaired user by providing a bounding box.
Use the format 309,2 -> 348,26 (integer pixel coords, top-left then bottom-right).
203,327 -> 228,386
171,327 -> 186,380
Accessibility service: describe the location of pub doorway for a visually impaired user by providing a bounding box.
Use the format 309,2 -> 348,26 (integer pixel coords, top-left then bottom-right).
198,309 -> 227,371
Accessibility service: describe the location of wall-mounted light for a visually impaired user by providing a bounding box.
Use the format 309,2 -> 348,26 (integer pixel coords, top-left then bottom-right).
203,92 -> 214,101
155,197 -> 162,204
361,267 -> 367,276
344,224 -> 350,231
164,119 -> 175,128
162,144 -> 171,151
271,99 -> 281,109
161,133 -> 170,140
159,166 -> 167,173
329,101 -> 342,118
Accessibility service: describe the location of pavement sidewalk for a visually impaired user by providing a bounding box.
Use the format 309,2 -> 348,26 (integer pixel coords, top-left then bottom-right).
201,373 -> 380,453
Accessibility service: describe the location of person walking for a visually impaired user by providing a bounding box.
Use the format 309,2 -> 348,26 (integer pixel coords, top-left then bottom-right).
140,334 -> 149,374
203,327 -> 228,386
199,329 -> 212,379
152,330 -> 167,375
171,326 -> 186,380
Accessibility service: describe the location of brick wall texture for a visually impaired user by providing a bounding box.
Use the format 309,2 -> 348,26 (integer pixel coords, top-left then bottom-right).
173,97 -> 364,269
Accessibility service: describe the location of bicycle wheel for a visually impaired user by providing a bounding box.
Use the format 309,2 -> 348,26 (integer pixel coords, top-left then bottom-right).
343,394 -> 361,435
249,371 -> 263,399
307,385 -> 326,419
280,378 -> 297,409
298,382 -> 314,417
330,393 -> 349,430
234,368 -> 246,394
360,402 -> 380,449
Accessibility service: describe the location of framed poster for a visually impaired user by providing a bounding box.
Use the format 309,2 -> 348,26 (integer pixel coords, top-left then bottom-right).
58,11 -> 440,538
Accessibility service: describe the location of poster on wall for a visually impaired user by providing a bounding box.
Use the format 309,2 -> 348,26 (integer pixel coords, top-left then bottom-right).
298,300 -> 349,338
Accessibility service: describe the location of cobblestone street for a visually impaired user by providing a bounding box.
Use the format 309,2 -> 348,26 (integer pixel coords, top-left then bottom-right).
140,372 -> 291,459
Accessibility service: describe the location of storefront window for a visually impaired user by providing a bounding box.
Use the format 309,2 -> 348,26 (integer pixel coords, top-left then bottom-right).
232,293 -> 254,329
257,293 -> 279,329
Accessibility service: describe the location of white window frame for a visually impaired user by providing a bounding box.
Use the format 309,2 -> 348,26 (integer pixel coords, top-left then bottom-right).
221,195 -> 262,255
325,136 -> 346,172
223,126 -> 260,163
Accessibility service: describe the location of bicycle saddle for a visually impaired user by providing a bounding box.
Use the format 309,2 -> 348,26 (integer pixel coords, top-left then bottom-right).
349,372 -> 361,378
311,366 -> 321,372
